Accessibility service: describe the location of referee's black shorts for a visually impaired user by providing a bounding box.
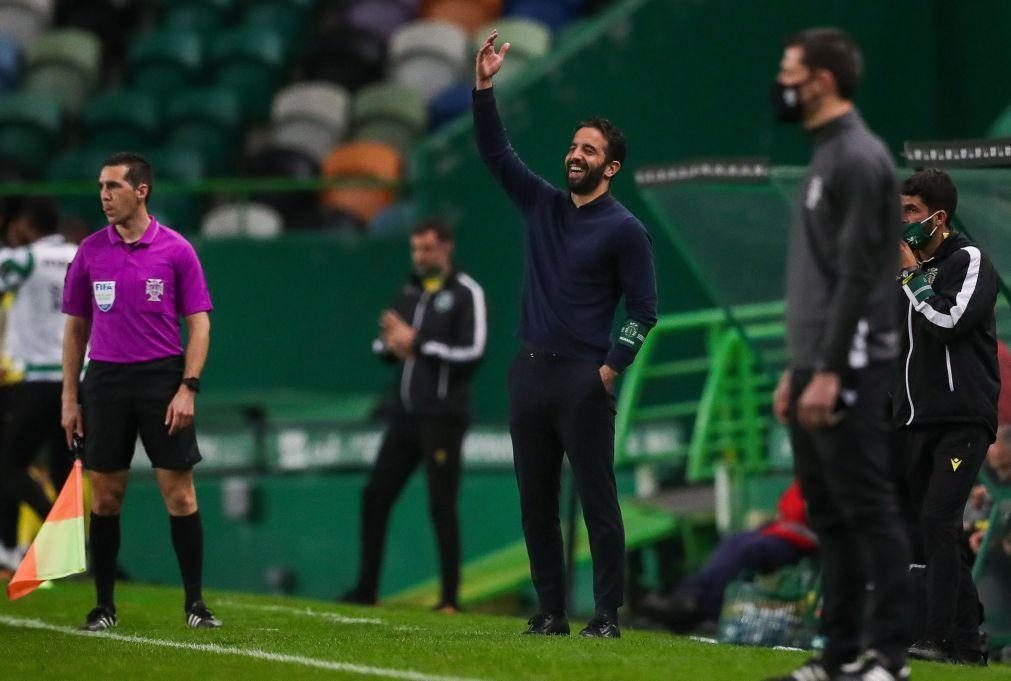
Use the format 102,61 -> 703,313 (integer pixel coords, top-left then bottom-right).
81,356 -> 202,472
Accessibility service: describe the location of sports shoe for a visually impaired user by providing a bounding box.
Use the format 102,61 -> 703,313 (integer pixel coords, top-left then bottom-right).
908,638 -> 950,663
185,601 -> 223,628
579,613 -> 620,638
80,606 -> 117,632
762,657 -> 836,681
523,612 -> 570,635
837,650 -> 910,681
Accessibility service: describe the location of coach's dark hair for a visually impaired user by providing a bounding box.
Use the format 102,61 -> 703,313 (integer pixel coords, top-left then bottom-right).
786,27 -> 863,100
576,117 -> 627,167
102,152 -> 154,202
902,168 -> 957,227
18,196 -> 59,235
412,219 -> 454,242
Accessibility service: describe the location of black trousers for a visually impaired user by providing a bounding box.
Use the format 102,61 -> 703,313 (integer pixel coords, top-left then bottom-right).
355,411 -> 467,605
789,364 -> 910,666
0,381 -> 71,521
508,349 -> 624,616
893,424 -> 989,649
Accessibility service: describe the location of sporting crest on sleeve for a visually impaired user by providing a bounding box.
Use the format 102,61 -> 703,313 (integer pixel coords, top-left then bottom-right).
924,267 -> 939,285
145,278 -> 164,302
93,281 -> 115,312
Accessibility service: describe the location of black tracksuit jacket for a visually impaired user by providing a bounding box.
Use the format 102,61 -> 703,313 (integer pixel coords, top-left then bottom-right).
373,270 -> 486,417
892,231 -> 1000,435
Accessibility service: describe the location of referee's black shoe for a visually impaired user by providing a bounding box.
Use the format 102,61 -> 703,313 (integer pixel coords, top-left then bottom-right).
908,638 -> 950,663
523,612 -> 570,635
186,601 -> 223,629
80,606 -> 117,632
579,613 -> 620,638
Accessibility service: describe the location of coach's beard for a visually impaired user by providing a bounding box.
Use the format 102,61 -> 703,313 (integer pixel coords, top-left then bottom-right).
566,160 -> 608,195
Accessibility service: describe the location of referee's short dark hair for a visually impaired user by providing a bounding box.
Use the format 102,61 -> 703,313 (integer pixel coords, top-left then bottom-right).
18,196 -> 59,236
902,168 -> 958,227
577,117 -> 627,166
786,27 -> 863,100
412,219 -> 454,243
103,152 -> 154,202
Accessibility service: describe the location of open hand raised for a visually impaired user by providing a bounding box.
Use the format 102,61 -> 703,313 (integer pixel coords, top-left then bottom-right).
476,30 -> 510,89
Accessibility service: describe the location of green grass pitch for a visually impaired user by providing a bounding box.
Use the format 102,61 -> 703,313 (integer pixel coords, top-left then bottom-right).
0,582 -> 1007,680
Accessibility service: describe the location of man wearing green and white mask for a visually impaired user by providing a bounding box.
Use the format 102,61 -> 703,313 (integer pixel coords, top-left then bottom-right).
894,168 -> 999,666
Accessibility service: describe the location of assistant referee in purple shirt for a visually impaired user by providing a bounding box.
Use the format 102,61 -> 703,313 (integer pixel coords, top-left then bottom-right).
60,152 -> 221,631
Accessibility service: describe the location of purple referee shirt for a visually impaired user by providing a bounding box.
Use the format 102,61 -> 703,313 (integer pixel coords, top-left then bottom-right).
62,218 -> 213,363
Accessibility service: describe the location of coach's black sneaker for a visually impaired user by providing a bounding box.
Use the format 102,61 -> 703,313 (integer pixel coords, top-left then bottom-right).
186,601 -> 223,629
908,638 -> 950,662
761,656 -> 837,681
836,650 -> 910,681
523,612 -> 570,635
579,613 -> 620,638
80,606 -> 117,632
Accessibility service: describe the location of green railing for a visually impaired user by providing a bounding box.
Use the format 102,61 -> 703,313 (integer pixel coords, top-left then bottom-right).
614,300 -> 786,481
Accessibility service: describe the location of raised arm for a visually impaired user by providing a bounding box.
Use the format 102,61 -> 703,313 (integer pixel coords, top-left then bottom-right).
473,30 -> 556,210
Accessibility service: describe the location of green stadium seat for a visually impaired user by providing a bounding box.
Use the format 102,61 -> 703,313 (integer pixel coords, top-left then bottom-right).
351,81 -> 427,154
241,2 -> 303,58
128,28 -> 204,95
164,87 -> 241,174
80,89 -> 160,151
209,25 -> 286,121
24,28 -> 102,114
47,146 -> 111,226
0,90 -> 61,176
145,146 -> 207,233
988,105 -> 1011,138
162,3 -> 225,37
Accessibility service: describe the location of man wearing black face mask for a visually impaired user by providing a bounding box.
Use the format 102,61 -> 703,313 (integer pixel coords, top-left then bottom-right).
472,30 -> 658,638
342,220 -> 486,612
893,169 -> 998,666
766,28 -> 912,681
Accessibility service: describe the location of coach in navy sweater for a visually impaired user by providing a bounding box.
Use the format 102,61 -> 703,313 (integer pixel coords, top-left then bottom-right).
474,30 -> 657,638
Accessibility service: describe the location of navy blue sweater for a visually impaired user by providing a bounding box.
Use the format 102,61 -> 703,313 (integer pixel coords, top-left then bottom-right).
473,88 -> 658,372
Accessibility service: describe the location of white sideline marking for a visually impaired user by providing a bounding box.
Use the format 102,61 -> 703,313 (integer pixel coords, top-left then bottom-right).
217,600 -> 385,625
217,600 -> 420,632
0,615 -> 488,681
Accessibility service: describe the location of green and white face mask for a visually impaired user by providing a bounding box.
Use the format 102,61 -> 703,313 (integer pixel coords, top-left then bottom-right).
902,210 -> 942,250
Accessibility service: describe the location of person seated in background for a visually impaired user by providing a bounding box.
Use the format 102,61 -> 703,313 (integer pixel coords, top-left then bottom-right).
638,480 -> 817,632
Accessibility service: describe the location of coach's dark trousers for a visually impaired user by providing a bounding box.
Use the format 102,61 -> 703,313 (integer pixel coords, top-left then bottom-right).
893,424 -> 989,652
789,364 -> 910,667
508,348 -> 624,616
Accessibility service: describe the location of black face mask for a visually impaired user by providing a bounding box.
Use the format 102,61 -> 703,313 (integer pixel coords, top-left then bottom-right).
770,80 -> 805,123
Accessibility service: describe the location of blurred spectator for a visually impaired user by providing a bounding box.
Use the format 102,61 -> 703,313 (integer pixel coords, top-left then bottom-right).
637,481 -> 816,632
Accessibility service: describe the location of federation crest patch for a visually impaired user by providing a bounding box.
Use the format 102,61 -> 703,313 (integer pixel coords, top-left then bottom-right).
146,278 -> 165,302
925,267 -> 939,285
434,290 -> 455,313
93,281 -> 115,312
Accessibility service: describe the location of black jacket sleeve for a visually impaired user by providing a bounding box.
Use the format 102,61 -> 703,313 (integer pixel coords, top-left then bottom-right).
605,219 -> 659,372
473,87 -> 557,212
901,246 -> 998,342
817,155 -> 896,372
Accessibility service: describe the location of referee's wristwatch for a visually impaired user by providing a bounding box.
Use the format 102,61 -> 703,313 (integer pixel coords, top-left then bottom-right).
181,377 -> 201,393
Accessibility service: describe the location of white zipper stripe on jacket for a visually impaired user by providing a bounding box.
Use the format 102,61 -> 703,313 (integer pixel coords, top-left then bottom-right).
400,292 -> 430,410
945,345 -> 954,392
904,301 -> 916,425
419,274 -> 488,362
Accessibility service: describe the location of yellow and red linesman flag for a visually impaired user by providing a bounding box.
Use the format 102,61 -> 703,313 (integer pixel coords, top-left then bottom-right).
6,459 -> 86,600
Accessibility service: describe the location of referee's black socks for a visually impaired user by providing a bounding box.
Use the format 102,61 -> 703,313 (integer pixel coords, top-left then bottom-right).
170,511 -> 204,610
89,512 -> 120,610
